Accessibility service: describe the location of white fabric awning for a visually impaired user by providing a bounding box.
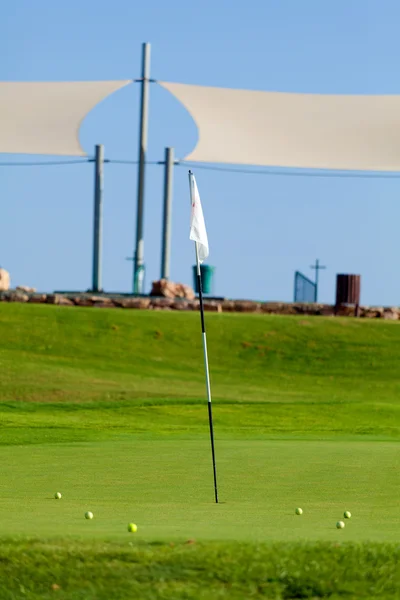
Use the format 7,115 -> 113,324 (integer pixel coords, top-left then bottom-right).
160,81 -> 400,171
0,80 -> 131,156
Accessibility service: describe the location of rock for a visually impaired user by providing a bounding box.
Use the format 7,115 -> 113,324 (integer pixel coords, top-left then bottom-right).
335,304 -> 358,317
0,269 -> 10,291
150,280 -> 176,298
89,296 -> 116,308
150,279 -> 195,300
88,296 -> 110,304
117,297 -> 151,309
315,304 -> 335,317
360,306 -> 384,319
220,300 -> 236,312
175,283 -> 195,301
261,302 -> 292,314
28,294 -> 47,303
171,299 -> 199,310
71,297 -> 93,307
233,301 -> 261,313
171,300 -> 191,310
293,303 -> 312,315
383,308 -> 399,320
292,303 -> 332,316
47,294 -> 73,306
187,300 -> 199,310
203,301 -> 222,312
92,302 -> 117,309
58,297 -> 74,306
3,291 -> 28,302
0,286 -> 395,321
16,286 -> 36,293
150,297 -> 174,310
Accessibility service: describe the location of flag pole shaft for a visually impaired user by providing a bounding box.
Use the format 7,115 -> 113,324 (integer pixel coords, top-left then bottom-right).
189,170 -> 218,504
195,244 -> 218,503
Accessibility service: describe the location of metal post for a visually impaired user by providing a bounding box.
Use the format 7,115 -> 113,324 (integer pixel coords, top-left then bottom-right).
314,259 -> 319,302
133,42 -> 151,294
160,147 -> 174,280
310,259 -> 326,303
92,144 -> 104,292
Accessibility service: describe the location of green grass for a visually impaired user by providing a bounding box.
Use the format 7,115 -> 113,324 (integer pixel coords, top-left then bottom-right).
1,540 -> 399,599
1,439 -> 398,542
1,303 -> 400,440
0,303 -> 400,598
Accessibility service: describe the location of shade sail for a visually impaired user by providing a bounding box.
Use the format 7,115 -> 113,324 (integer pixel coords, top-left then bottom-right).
160,81 -> 400,171
0,80 -> 131,156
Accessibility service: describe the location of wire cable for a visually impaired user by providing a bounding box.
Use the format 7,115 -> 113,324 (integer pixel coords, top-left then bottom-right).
0,158 -> 91,167
178,161 -> 400,180
2,156 -> 400,180
107,159 -> 158,165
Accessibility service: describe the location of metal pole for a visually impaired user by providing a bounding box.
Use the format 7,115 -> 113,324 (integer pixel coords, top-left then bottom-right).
314,259 -> 319,302
133,42 -> 151,294
160,147 -> 174,279
310,259 -> 326,303
188,170 -> 218,504
92,144 -> 104,292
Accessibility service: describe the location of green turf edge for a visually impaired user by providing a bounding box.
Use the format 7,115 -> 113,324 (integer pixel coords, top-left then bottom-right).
0,539 -> 399,600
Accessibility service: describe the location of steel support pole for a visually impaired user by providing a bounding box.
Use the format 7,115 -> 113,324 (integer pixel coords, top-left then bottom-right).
314,259 -> 319,302
133,42 -> 151,293
160,147 -> 174,279
92,144 -> 104,292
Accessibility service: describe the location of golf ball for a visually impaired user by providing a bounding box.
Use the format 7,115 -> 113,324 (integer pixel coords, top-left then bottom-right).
85,511 -> 94,520
128,523 -> 137,533
54,492 -> 62,500
344,511 -> 351,519
295,508 -> 303,515
336,521 -> 345,529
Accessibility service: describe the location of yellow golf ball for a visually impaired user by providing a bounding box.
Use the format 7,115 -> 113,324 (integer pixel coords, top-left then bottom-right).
128,523 -> 137,533
344,511 -> 351,519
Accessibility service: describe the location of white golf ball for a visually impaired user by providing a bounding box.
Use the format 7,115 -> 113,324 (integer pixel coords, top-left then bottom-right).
54,492 -> 62,500
336,520 -> 345,529
85,511 -> 94,520
295,507 -> 303,515
344,511 -> 351,519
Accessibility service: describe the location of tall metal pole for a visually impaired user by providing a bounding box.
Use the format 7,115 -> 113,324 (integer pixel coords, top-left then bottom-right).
310,258 -> 326,302
133,42 -> 151,294
160,147 -> 174,280
92,144 -> 104,293
315,259 -> 319,302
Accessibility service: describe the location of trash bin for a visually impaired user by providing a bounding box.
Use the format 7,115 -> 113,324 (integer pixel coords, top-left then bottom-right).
335,274 -> 361,316
193,265 -> 215,295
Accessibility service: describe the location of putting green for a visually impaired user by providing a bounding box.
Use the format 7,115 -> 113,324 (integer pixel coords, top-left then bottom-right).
1,438 -> 397,543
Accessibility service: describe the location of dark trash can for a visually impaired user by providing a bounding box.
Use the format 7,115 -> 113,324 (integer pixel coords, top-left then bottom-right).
335,274 -> 361,316
193,265 -> 215,295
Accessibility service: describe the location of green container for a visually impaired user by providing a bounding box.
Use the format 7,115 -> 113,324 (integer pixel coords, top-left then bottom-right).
193,265 -> 215,295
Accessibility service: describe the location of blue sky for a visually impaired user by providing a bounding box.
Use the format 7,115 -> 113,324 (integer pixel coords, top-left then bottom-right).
1,0 -> 400,304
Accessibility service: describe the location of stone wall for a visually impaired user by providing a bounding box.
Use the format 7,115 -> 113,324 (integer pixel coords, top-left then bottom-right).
0,290 -> 399,319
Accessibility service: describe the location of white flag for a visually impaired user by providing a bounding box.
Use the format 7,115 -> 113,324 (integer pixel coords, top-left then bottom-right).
189,173 -> 209,263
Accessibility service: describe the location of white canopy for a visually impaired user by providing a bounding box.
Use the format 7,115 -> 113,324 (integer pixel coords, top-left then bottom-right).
160,81 -> 400,171
0,80 -> 131,156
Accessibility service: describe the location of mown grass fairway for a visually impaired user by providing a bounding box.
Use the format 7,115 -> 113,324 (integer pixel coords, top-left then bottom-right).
1,439 -> 399,543
0,304 -> 399,598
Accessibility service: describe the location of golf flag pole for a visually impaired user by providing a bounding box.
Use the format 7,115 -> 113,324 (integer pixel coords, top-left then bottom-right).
188,170 -> 219,504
